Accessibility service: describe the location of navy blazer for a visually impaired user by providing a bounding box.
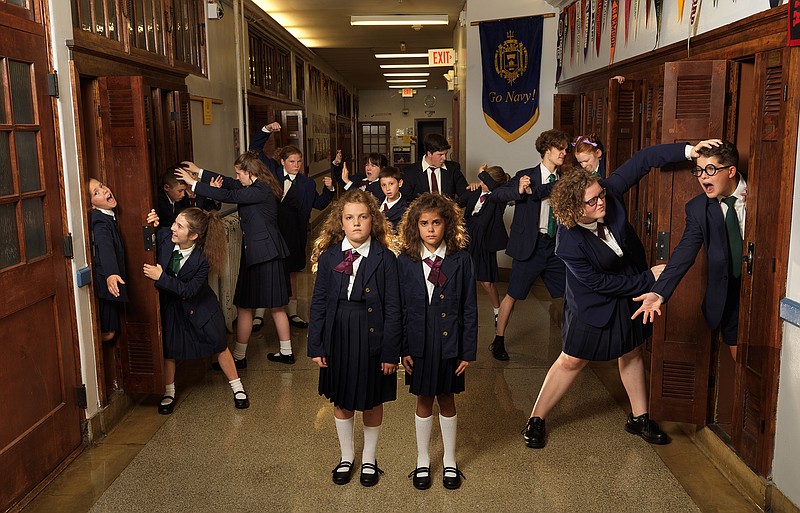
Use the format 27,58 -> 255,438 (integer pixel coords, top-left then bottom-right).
90,209 -> 128,302
331,162 -> 385,203
154,229 -> 224,346
397,250 -> 477,361
308,240 -> 401,363
250,129 -> 334,222
194,170 -> 289,266
384,197 -> 409,230
157,190 -> 221,230
490,164 -> 556,261
652,191 -> 739,331
556,143 -> 689,328
458,189 -> 508,252
402,159 -> 468,200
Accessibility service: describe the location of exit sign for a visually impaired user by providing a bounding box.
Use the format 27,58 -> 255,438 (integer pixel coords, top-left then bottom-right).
428,48 -> 455,67
401,88 -> 414,97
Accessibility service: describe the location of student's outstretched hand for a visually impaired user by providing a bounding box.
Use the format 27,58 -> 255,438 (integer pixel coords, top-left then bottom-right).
632,292 -> 663,324
264,122 -> 281,132
690,139 -> 722,158
333,149 -> 343,166
322,176 -> 334,190
341,161 -> 351,184
402,355 -> 414,375
519,174 -> 533,195
209,176 -> 223,188
454,360 -> 469,376
142,263 -> 163,281
381,362 -> 398,375
176,163 -> 199,186
312,356 -> 328,368
106,275 -> 125,297
145,209 -> 159,227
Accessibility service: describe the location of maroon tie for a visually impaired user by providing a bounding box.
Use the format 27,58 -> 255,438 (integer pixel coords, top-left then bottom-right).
423,256 -> 446,287
430,169 -> 440,194
597,222 -> 607,241
360,178 -> 370,189
382,203 -> 389,213
333,249 -> 360,275
479,194 -> 487,203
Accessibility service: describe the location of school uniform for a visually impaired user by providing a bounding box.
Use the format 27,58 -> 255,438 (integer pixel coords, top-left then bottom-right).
594,157 -> 607,179
652,176 -> 747,345
332,162 -> 385,203
398,247 -> 477,396
458,188 -> 508,283
380,195 -> 409,231
556,142 -> 691,360
250,129 -> 334,272
90,209 -> 128,332
153,228 -> 226,360
491,164 -> 564,300
157,190 -> 222,230
402,159 -> 468,200
194,169 -> 290,308
308,238 -> 401,411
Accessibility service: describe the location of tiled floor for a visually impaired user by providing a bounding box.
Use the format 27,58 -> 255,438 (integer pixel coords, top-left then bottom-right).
23,277 -> 757,512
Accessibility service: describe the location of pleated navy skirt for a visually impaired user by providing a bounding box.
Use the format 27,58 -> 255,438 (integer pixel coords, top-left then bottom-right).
98,298 -> 120,333
161,299 -> 227,360
561,299 -> 650,361
319,300 -> 397,411
233,249 -> 290,309
466,216 -> 499,283
405,316 -> 465,397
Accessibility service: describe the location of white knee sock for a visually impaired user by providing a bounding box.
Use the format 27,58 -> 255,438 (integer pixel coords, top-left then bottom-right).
334,417 -> 355,463
228,378 -> 244,395
162,383 -> 176,405
233,342 -> 248,361
415,414 -> 433,475
440,414 -> 458,469
279,340 -> 293,355
362,425 -> 381,474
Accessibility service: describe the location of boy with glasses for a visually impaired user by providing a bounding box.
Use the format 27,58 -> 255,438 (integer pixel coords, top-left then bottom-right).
633,140 -> 743,359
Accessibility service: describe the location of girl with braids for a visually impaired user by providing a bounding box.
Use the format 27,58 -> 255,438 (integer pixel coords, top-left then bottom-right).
570,133 -> 607,178
308,189 -> 401,487
177,153 -> 294,368
143,208 -> 249,414
397,193 -> 477,491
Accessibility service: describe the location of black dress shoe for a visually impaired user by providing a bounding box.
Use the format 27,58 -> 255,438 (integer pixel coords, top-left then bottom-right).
211,357 -> 247,371
625,413 -> 670,445
522,416 -> 546,448
158,395 -> 175,415
489,337 -> 509,361
331,460 -> 353,485
233,391 -> 249,409
251,316 -> 264,332
267,352 -> 295,365
359,462 -> 384,487
408,467 -> 431,490
288,315 -> 309,329
442,467 -> 465,490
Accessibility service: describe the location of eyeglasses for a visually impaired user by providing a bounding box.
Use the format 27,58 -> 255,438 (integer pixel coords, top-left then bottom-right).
691,164 -> 732,177
584,188 -> 607,207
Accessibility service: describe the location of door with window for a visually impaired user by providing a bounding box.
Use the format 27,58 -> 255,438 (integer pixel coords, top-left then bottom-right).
0,1 -> 82,509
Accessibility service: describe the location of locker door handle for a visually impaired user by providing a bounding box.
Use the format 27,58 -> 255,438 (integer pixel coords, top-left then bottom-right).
743,242 -> 754,276
143,225 -> 156,252
644,212 -> 652,236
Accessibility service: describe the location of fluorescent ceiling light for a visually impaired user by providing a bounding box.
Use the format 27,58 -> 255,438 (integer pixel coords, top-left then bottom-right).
380,64 -> 431,69
387,79 -> 428,83
351,14 -> 449,26
384,73 -> 430,77
375,53 -> 429,59
388,85 -> 422,89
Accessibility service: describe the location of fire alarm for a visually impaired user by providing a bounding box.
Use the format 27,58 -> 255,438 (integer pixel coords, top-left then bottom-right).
208,1 -> 223,19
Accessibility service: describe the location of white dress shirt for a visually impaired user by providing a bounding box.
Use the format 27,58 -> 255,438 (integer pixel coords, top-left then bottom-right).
420,243 -> 447,302
341,236 -> 371,299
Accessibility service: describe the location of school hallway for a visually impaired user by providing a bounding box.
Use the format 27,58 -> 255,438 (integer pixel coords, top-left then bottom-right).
22,274 -> 756,513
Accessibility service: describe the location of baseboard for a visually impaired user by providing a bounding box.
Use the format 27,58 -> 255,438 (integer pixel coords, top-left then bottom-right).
768,485 -> 800,513
85,389 -> 136,443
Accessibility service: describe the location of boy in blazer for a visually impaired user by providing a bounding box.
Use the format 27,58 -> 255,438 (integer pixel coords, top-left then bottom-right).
488,130 -> 569,361
633,140 -> 742,359
378,167 -> 408,231
332,151 -> 387,203
402,133 -> 468,201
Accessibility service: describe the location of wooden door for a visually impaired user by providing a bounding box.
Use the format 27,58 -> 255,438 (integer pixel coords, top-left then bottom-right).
0,3 -> 83,509
97,76 -> 164,394
649,60 -> 729,424
636,81 -> 664,263
281,109 -> 304,169
581,88 -> 606,140
607,78 -> 643,224
732,48 -> 794,475
553,93 -> 580,137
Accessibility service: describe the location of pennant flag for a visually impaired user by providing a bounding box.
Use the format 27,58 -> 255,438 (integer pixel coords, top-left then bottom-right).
654,0 -> 663,47
569,3 -> 576,64
646,0 -> 651,27
769,0 -> 779,7
583,0 -> 591,60
556,9 -> 566,83
689,0 -> 701,37
596,0 -> 604,56
576,1 -> 583,60
790,0 -> 800,46
610,0 -> 619,63
603,0 -> 609,30
634,0 -> 640,39
624,0 -> 632,45
678,0 -> 685,22
479,16 -> 544,142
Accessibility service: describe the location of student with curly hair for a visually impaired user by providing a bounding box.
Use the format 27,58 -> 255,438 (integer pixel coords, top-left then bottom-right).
308,189 -> 401,487
397,193 -> 477,491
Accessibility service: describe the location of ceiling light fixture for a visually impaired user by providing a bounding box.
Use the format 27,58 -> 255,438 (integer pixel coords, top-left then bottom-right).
388,85 -> 424,89
380,64 -> 431,69
351,14 -> 449,26
375,53 -> 428,59
386,79 -> 428,83
384,73 -> 430,77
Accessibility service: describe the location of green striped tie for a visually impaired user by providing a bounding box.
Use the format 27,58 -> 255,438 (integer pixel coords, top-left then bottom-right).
722,196 -> 742,279
171,250 -> 183,274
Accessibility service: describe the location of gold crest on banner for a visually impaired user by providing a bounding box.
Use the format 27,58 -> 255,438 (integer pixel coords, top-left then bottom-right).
494,31 -> 528,86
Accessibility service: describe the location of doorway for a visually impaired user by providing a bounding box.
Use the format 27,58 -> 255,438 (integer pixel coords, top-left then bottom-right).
415,118 -> 446,161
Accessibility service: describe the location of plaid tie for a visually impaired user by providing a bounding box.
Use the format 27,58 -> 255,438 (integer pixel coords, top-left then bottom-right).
171,250 -> 183,274
423,256 -> 446,287
546,174 -> 557,237
333,249 -> 360,275
723,196 -> 742,278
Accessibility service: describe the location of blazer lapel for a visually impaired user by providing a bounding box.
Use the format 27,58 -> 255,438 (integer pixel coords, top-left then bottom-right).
438,252 -> 460,291
177,249 -> 201,277
359,239 -> 382,284
329,242 -> 347,294
707,197 -> 727,257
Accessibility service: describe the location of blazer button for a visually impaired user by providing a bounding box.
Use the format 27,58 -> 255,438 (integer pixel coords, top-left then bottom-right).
367,307 -> 373,313
441,312 -> 446,318
189,309 -> 194,315
439,293 -> 445,299
369,327 -> 375,333
365,287 -> 371,293
442,331 -> 448,336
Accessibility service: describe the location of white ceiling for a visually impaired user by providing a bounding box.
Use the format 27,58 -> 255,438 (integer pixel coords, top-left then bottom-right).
250,0 -> 466,91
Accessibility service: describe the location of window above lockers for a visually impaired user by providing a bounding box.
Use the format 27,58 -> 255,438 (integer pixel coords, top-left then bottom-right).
247,27 -> 291,100
70,0 -> 207,76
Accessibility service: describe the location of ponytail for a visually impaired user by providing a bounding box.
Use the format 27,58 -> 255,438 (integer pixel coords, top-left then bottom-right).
179,207 -> 228,275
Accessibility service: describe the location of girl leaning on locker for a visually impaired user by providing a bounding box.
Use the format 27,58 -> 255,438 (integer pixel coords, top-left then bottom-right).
397,193 -> 478,491
177,153 -> 295,367
308,189 -> 401,487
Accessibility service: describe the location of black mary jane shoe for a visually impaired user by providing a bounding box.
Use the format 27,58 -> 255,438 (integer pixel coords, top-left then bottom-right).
211,357 -> 247,371
233,391 -> 250,409
158,396 -> 175,415
267,352 -> 296,365
442,467 -> 465,490
288,315 -> 309,329
359,462 -> 384,487
251,316 -> 264,332
331,460 -> 353,485
408,467 -> 432,490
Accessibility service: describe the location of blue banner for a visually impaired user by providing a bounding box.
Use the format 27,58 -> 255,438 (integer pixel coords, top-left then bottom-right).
480,16 -> 544,142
